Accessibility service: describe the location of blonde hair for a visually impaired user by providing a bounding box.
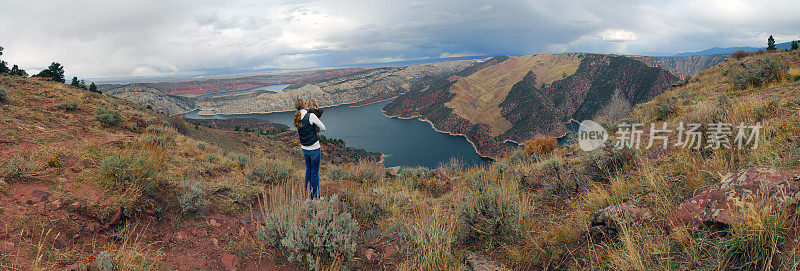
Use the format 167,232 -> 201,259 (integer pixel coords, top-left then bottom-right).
307,99 -> 319,109
293,98 -> 305,128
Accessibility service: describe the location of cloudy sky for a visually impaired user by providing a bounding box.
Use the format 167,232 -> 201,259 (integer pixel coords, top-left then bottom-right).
1,0 -> 798,79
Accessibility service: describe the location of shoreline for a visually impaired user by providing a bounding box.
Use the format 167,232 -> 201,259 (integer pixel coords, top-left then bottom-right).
381,109 -> 496,160
191,99 -> 370,116
348,95 -> 398,108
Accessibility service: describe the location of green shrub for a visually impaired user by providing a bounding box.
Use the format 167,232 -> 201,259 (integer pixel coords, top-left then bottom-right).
578,145 -> 636,182
397,166 -> 430,189
2,155 -> 37,182
537,156 -> 584,198
249,159 -> 293,185
651,96 -> 679,121
227,152 -> 249,169
56,101 -> 80,111
457,179 -> 520,246
179,181 -> 210,214
98,147 -> 163,193
507,148 -> 532,164
256,195 -> 359,270
337,189 -> 386,226
731,56 -> 788,90
95,107 -> 123,127
0,88 -> 7,103
195,141 -> 209,151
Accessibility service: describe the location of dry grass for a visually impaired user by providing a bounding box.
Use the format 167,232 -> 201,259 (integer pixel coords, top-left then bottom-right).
727,190 -> 790,270
398,206 -> 459,271
326,159 -> 385,183
105,224 -> 166,270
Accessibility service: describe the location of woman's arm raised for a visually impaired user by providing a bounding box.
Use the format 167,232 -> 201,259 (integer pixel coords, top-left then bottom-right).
309,112 -> 326,132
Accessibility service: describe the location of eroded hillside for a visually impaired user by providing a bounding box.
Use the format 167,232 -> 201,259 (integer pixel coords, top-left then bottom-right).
384,53 -> 679,158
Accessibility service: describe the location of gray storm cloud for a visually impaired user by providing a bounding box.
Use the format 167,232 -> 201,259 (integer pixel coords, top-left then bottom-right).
0,0 -> 798,79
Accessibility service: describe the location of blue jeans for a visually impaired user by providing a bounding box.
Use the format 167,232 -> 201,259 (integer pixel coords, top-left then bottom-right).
302,148 -> 321,199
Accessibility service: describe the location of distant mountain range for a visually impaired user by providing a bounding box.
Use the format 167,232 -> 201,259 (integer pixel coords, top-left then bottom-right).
671,41 -> 796,56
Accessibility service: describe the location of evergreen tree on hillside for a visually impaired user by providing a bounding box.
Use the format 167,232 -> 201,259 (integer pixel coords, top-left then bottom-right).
767,35 -> 776,51
0,61 -> 8,74
792,40 -> 799,51
0,46 -> 7,74
10,65 -> 27,77
70,77 -> 88,89
88,82 -> 99,93
34,62 -> 65,83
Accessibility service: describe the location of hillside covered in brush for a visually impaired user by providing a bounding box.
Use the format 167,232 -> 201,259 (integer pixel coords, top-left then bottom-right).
384,53 -> 679,158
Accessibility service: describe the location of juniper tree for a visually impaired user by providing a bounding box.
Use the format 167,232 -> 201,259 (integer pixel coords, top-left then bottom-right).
767,35 -> 776,52
35,62 -> 65,83
10,65 -> 27,76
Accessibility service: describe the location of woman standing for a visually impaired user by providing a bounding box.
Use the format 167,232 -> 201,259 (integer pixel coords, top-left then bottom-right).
293,98 -> 326,198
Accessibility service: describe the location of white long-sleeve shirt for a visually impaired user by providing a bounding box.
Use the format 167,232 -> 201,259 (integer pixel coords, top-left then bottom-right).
299,109 -> 326,150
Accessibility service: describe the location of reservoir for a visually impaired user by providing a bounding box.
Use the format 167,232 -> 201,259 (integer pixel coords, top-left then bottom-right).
184,99 -> 491,168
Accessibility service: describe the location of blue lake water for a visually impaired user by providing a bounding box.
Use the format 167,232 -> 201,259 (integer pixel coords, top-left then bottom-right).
184,100 -> 491,168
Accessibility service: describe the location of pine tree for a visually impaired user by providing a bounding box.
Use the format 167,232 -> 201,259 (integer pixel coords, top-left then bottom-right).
10,65 -> 27,77
0,61 -> 8,74
767,35 -> 776,51
792,40 -> 799,51
34,62 -> 66,83
88,82 -> 99,93
71,76 -> 81,87
0,46 -> 8,74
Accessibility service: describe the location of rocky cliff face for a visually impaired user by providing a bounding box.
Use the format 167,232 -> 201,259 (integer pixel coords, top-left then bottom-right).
384,53 -> 679,159
100,84 -> 195,114
632,54 -> 727,79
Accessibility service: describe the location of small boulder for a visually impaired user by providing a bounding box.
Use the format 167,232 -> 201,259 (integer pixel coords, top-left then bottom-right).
386,166 -> 401,177
588,202 -> 652,239
673,167 -> 800,228
174,231 -> 189,242
85,222 -> 101,233
32,190 -> 51,202
220,253 -> 239,271
463,251 -> 508,271
0,241 -> 15,251
363,248 -> 380,262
